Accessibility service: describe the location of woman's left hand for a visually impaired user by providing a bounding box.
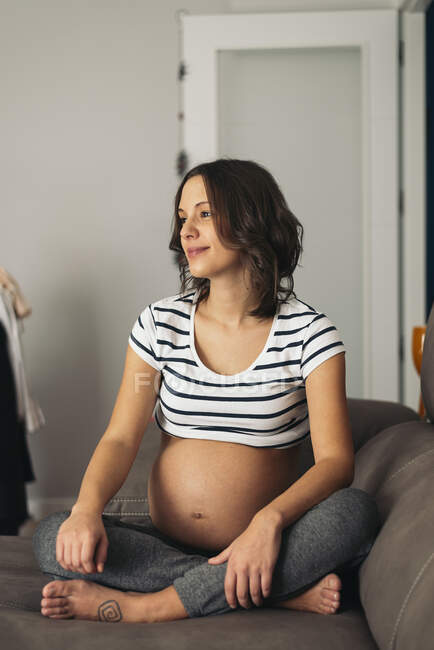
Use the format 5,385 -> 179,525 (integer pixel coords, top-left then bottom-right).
207,511 -> 283,609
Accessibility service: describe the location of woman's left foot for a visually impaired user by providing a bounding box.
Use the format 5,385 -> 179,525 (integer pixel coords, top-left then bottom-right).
40,579 -> 159,623
270,573 -> 343,615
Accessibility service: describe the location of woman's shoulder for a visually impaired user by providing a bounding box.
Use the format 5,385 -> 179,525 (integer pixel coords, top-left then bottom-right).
278,292 -> 318,317
149,288 -> 196,313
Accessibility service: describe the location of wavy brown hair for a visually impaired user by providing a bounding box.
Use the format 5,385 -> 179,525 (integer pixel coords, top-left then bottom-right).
169,157 -> 304,320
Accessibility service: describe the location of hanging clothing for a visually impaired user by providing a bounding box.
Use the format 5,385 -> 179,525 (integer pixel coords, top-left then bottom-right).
0,286 -> 44,531
0,287 -> 45,434
0,319 -> 35,527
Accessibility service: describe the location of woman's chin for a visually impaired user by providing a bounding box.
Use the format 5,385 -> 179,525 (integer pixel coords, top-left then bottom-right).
190,272 -> 210,279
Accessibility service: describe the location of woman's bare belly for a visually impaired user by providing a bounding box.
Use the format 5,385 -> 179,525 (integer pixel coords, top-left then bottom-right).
147,431 -> 302,553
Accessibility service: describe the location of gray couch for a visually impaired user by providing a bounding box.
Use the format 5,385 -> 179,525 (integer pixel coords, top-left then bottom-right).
1,302 -> 433,650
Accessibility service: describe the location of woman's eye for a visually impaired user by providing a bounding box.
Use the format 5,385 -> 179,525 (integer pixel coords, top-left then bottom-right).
179,211 -> 212,224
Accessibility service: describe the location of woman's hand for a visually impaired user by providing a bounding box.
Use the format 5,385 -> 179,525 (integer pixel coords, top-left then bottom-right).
207,511 -> 283,609
56,508 -> 109,575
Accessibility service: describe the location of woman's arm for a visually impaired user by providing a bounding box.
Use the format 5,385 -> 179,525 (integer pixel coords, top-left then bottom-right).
254,351 -> 354,531
71,437 -> 142,515
72,345 -> 161,515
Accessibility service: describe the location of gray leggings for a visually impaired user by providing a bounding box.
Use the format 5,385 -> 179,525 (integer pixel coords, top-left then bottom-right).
32,487 -> 381,618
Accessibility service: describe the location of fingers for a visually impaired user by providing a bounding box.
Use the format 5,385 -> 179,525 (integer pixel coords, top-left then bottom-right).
56,538 -> 90,574
225,570 -> 238,609
64,535 -> 109,575
225,571 -> 253,610
54,515 -> 107,575
56,538 -> 65,570
71,539 -> 82,571
249,573 -> 263,607
260,573 -> 272,600
94,536 -> 108,573
63,540 -> 72,571
236,573 -> 253,609
81,538 -> 96,573
225,570 -> 269,609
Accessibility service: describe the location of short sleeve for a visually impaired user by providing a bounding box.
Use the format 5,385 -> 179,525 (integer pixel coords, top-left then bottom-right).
300,313 -> 346,381
128,304 -> 162,372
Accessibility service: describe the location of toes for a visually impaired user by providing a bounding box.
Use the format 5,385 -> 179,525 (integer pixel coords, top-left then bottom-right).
42,578 -> 84,598
42,606 -> 69,616
321,590 -> 340,614
41,599 -> 71,617
42,580 -> 67,597
41,597 -> 67,608
42,580 -> 57,593
326,574 -> 342,590
42,610 -> 73,619
323,590 -> 340,605
321,601 -> 338,615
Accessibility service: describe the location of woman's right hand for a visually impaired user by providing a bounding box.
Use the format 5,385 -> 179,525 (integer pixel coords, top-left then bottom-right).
56,508 -> 109,575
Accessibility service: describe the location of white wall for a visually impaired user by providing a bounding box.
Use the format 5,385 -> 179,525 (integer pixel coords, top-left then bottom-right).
0,0 -> 234,507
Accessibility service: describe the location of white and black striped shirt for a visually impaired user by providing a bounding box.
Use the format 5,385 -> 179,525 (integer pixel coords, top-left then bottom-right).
129,288 -> 346,450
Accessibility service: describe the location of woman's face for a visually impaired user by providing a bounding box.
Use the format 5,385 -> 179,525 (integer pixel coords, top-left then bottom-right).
178,175 -> 243,280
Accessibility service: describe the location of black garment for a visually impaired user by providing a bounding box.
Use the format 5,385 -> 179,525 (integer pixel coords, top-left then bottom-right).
0,320 -> 35,534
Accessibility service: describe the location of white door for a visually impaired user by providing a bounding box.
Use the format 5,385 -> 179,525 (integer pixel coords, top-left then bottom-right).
181,10 -> 399,402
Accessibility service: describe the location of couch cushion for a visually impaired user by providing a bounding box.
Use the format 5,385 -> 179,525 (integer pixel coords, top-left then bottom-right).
352,421 -> 434,650
0,603 -> 379,650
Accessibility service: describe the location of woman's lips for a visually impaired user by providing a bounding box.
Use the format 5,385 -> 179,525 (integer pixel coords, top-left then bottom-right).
188,247 -> 209,258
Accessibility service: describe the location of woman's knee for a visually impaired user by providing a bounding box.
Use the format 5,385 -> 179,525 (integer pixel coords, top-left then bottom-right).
327,487 -> 381,539
32,510 -> 71,567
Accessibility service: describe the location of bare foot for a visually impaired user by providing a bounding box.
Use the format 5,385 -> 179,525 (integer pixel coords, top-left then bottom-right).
270,573 -> 342,615
40,579 -> 161,623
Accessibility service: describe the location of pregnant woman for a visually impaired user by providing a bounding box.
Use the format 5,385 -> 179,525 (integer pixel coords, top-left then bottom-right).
33,158 -> 380,623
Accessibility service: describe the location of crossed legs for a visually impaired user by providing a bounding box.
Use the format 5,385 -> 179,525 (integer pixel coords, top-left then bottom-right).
32,487 -> 381,622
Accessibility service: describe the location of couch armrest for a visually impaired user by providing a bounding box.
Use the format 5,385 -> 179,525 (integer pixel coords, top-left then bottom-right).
353,421 -> 434,650
347,398 -> 420,452
296,398 -> 420,479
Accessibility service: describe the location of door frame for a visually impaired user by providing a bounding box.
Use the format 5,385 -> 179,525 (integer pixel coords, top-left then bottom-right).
181,9 -> 422,405
401,11 -> 426,412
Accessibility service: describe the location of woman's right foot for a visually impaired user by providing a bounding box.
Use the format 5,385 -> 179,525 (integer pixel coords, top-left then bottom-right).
270,573 -> 342,615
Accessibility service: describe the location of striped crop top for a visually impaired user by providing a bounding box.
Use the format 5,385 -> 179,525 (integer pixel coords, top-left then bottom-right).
128,288 -> 346,450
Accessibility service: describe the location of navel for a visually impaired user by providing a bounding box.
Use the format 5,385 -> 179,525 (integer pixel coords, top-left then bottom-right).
191,511 -> 204,519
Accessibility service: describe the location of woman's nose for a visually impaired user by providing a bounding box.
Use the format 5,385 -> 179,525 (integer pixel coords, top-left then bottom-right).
181,221 -> 200,237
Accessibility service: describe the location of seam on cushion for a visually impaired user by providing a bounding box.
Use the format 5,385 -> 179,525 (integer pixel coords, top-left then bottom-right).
102,512 -> 149,517
382,448 -> 434,487
107,497 -> 147,502
388,550 -> 434,650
